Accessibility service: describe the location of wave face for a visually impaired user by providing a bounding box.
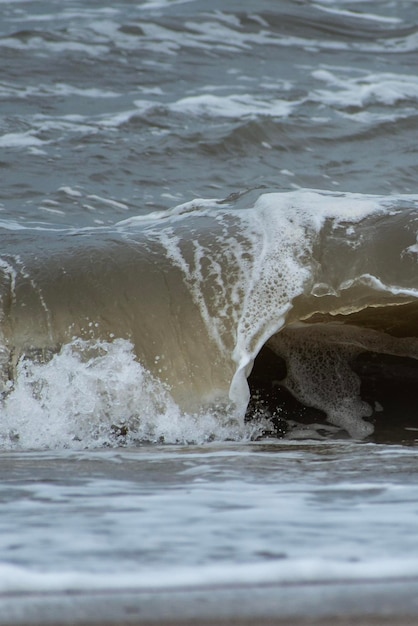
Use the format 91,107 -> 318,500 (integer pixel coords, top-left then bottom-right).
1,189 -> 418,447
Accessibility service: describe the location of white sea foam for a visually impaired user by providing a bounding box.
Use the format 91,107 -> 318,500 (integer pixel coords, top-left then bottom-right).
116,197 -> 222,226
121,66 -> 418,125
0,131 -> 46,149
0,115 -> 98,150
0,82 -> 118,99
313,4 -> 402,24
312,68 -> 418,108
1,438 -> 418,599
106,91 -> 296,126
58,186 -> 83,198
32,114 -> 97,135
0,36 -> 109,56
140,0 -> 195,9
170,93 -> 295,119
1,557 -> 418,594
0,219 -> 30,231
270,323 -> 418,439
87,194 -> 129,210
0,338 -> 254,450
233,192 -> 392,412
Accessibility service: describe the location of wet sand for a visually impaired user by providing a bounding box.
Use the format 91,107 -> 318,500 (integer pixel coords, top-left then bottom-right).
7,616 -> 418,626
3,578 -> 418,626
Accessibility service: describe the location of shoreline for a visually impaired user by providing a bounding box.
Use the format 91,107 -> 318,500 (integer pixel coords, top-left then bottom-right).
3,578 -> 418,626
4,615 -> 418,626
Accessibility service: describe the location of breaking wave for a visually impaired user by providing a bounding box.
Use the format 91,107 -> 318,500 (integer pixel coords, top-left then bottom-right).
1,189 -> 418,448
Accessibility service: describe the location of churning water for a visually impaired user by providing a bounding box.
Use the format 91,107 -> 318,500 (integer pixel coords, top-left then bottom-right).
2,0 -> 418,622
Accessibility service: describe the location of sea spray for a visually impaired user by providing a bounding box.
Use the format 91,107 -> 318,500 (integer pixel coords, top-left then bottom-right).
0,338 -> 259,449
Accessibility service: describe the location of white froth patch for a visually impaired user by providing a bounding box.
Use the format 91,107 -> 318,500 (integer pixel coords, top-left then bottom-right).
116,197 -> 221,226
130,93 -> 296,120
313,4 -> 402,24
340,274 -> 418,300
0,338 -> 253,450
2,557 -> 418,595
229,190 -> 390,406
140,0 -> 195,11
171,93 -> 294,119
312,69 -> 418,109
87,194 -> 129,210
58,186 -> 83,198
0,82 -> 118,99
0,36 -> 108,57
0,132 -> 46,149
269,323 -> 418,439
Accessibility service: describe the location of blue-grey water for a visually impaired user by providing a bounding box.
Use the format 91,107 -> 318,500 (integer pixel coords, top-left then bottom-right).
2,1 -> 418,621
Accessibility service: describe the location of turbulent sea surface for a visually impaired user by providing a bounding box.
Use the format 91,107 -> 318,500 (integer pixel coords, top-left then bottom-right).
2,0 -> 418,622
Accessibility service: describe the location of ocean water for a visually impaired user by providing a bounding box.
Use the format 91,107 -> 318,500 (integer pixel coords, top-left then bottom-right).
2,0 -> 418,621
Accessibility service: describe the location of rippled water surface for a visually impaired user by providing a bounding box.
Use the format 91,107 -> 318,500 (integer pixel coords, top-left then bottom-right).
2,0 -> 418,228
3,441 -> 418,593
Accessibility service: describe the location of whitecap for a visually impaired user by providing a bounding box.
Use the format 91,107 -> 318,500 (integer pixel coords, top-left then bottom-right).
169,93 -> 295,119
0,131 -> 46,149
312,68 -> 418,108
